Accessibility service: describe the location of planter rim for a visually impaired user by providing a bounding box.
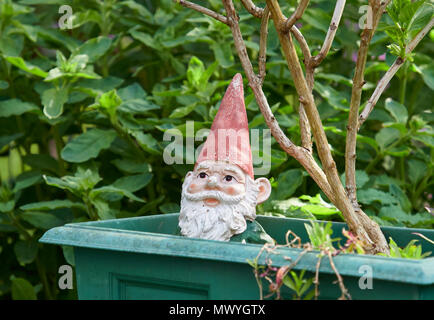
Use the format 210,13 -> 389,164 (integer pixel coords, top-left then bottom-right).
39,213 -> 434,285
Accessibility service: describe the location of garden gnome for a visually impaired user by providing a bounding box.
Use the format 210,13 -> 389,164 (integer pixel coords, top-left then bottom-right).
178,73 -> 273,243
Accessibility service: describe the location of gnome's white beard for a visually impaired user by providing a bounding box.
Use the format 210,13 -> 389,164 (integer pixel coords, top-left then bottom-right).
179,174 -> 259,241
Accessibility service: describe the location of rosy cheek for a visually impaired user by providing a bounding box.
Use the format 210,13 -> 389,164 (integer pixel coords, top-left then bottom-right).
188,183 -> 198,193
225,184 -> 244,195
226,187 -> 237,195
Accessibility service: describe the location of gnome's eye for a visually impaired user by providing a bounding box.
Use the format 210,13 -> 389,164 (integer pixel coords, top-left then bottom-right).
224,175 -> 235,182
198,172 -> 208,179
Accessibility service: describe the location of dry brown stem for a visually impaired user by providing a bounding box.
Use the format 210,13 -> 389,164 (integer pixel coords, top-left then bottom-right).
176,0 -> 228,24
345,0 -> 390,213
283,0 -> 310,32
240,0 -> 264,18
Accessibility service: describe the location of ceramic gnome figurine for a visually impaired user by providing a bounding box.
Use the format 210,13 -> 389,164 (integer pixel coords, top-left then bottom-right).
178,74 -> 274,244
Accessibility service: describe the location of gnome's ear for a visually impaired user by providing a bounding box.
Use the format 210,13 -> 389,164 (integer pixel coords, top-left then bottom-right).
255,177 -> 271,204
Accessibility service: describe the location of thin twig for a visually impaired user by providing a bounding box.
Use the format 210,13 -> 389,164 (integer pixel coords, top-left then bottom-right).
290,26 -> 313,153
311,0 -> 346,66
175,0 -> 228,25
258,5 -> 270,85
314,255 -> 322,300
283,0 -> 310,32
327,251 -> 351,300
240,0 -> 264,18
358,17 -> 434,128
290,26 -> 311,62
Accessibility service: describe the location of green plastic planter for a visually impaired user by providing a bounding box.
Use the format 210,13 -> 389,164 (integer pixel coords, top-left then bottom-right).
39,213 -> 434,300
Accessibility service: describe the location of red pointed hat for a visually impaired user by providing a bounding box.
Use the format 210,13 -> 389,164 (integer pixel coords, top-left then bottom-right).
195,73 -> 254,178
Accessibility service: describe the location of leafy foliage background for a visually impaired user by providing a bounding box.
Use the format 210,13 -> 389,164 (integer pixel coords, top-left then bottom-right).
0,0 -> 432,299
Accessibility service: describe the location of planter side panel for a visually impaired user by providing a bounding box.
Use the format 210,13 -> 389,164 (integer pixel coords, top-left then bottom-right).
74,247 -> 261,300
74,247 -> 428,300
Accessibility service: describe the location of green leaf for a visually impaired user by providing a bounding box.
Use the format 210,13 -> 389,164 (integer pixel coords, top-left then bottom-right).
90,186 -> 145,203
384,98 -> 408,124
414,63 -> 434,90
118,99 -> 160,113
61,129 -> 117,163
379,206 -> 434,227
117,83 -> 146,101
159,202 -> 180,214
313,82 -> 349,110
42,87 -> 69,119
357,189 -> 399,206
375,127 -> 401,150
11,278 -> 36,300
120,0 -> 153,21
14,240 -> 38,265
412,133 -> 434,147
0,132 -> 24,150
22,154 -> 59,174
0,99 -> 38,117
75,36 -> 112,63
95,89 -> 122,120
389,184 -> 411,213
91,198 -> 116,220
187,56 -> 205,88
19,211 -> 66,229
44,165 -> 101,195
407,159 -> 427,185
211,42 -> 234,68
408,2 -> 434,33
129,131 -> 160,155
0,35 -> 24,56
5,56 -> 48,77
20,200 -> 85,211
0,80 -> 9,90
169,104 -> 197,118
130,30 -> 162,50
0,200 -> 15,213
62,245 -> 75,266
13,171 -> 43,192
113,173 -> 153,193
111,159 -> 151,174
385,145 -> 411,157
273,169 -> 304,200
301,204 -> 340,217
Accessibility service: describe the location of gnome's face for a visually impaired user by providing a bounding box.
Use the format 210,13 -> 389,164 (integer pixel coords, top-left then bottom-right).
178,160 -> 271,241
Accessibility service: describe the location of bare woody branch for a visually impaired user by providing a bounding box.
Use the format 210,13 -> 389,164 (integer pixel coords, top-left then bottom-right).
359,17 -> 434,128
266,0 -> 388,254
258,6 -> 270,84
175,0 -> 228,25
283,0 -> 310,32
290,26 -> 311,61
291,0 -> 346,152
240,0 -> 264,18
311,0 -> 346,66
221,0 -> 336,203
292,24 -> 313,153
345,0 -> 389,211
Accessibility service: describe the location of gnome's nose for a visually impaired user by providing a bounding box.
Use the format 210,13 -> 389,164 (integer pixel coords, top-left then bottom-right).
207,176 -> 218,188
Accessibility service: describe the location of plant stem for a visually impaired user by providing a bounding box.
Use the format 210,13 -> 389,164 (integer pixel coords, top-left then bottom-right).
52,125 -> 67,176
399,62 -> 408,106
35,256 -> 53,300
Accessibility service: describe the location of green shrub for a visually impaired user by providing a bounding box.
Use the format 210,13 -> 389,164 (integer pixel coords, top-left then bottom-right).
0,0 -> 432,299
